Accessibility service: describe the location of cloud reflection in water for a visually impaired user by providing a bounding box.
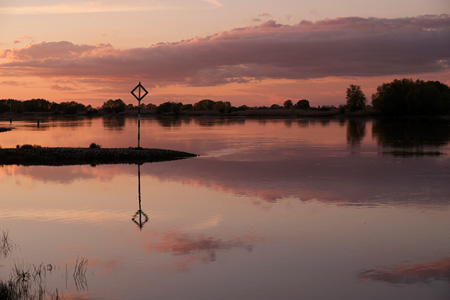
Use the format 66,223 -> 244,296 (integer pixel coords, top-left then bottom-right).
359,257 -> 450,284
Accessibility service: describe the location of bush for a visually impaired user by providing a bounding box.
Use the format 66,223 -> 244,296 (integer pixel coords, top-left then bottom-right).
89,143 -> 101,149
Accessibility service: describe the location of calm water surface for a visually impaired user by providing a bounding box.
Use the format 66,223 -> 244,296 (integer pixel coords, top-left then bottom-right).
0,116 -> 449,299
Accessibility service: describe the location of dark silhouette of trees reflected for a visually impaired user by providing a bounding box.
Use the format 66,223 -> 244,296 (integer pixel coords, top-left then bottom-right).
156,117 -> 183,127
372,118 -> 450,148
102,116 -> 126,130
347,119 -> 367,146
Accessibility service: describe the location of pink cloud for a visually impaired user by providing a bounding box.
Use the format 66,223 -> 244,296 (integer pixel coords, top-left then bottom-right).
0,15 -> 449,87
1,41 -> 113,61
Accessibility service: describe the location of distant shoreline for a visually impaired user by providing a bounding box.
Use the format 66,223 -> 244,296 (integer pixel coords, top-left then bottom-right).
0,108 -> 349,118
2,109 -> 450,120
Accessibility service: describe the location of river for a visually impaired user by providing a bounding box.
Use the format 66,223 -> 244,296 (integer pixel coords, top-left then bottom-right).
0,116 -> 449,299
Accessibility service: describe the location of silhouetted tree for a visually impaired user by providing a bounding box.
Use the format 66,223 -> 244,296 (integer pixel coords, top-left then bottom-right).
213,101 -> 231,113
182,104 -> 193,111
283,99 -> 293,109
0,101 -> 9,113
295,99 -> 310,110
194,99 -> 215,111
23,99 -> 53,112
102,99 -> 126,113
346,85 -> 366,112
57,101 -> 86,114
156,102 -> 183,114
372,79 -> 450,115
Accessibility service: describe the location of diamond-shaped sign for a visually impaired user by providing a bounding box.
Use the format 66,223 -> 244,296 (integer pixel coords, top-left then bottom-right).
131,82 -> 148,101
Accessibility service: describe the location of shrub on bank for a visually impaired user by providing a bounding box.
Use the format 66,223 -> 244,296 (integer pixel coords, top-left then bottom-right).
89,143 -> 101,149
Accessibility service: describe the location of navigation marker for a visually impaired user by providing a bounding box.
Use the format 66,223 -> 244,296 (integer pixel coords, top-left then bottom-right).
131,82 -> 148,148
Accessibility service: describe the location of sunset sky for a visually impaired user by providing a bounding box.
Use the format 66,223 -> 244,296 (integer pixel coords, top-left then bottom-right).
1,0 -> 449,107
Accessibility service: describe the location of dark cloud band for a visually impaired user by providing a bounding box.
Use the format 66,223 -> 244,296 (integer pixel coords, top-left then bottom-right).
1,15 -> 449,86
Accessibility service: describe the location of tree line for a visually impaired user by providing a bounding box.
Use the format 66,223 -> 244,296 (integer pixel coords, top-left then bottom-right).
344,79 -> 450,115
0,98 -> 318,115
1,78 -> 449,116
0,99 -> 97,115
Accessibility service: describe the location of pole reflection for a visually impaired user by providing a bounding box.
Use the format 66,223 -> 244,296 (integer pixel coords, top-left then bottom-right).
132,164 -> 149,230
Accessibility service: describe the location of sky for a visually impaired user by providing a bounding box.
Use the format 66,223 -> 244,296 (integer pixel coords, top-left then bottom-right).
0,0 -> 449,107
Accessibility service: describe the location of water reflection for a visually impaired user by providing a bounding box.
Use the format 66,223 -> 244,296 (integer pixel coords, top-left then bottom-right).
1,117 -> 449,299
151,116 -> 348,129
102,116 -> 126,130
73,257 -> 88,291
153,116 -> 247,128
3,152 -> 450,208
194,117 -> 245,127
372,118 -> 450,148
0,229 -> 13,259
359,257 -> 450,284
346,119 -> 366,146
3,116 -> 93,131
156,117 -> 183,128
144,231 -> 256,272
132,164 -> 149,230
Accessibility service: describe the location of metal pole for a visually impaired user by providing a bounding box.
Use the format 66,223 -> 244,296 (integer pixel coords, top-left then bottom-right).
138,82 -> 141,148
138,101 -> 141,148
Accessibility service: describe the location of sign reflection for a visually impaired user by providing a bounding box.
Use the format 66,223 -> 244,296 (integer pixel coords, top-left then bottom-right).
132,164 -> 149,230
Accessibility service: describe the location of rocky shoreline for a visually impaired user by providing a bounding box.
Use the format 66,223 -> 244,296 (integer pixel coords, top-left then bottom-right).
0,147 -> 197,166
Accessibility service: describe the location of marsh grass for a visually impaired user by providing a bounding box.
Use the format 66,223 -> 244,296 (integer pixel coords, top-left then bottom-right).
0,261 -> 64,300
1,229 -> 13,259
0,230 -> 71,299
0,257 -> 87,300
73,257 -> 88,291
